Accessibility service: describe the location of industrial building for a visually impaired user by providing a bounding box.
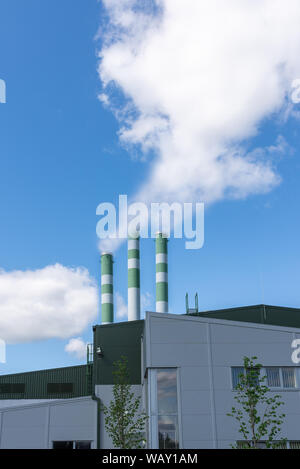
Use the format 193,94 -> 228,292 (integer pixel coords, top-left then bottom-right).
0,234 -> 300,449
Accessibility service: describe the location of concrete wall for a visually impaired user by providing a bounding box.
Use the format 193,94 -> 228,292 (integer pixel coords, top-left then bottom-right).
0,396 -> 97,449
144,312 -> 300,449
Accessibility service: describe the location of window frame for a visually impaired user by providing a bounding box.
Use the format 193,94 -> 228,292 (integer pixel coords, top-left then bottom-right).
52,440 -> 92,450
231,366 -> 300,391
147,367 -> 182,450
237,440 -> 300,450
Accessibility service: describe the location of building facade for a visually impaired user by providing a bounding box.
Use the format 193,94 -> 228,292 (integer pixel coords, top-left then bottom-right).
1,305 -> 300,449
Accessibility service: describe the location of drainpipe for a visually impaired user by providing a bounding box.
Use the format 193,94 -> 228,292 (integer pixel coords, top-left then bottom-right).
90,338 -> 101,449
92,393 -> 101,450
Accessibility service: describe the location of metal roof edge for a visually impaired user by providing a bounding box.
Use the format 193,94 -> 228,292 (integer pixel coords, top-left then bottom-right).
146,310 -> 300,334
0,363 -> 88,379
0,395 -> 94,413
188,304 -> 300,315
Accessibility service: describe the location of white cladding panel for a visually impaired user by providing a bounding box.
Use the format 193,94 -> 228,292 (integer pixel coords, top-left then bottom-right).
145,312 -> 300,449
0,397 -> 96,449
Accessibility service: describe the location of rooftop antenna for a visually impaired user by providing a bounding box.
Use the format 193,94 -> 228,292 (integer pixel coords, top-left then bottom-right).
186,293 -> 199,314
259,271 -> 267,321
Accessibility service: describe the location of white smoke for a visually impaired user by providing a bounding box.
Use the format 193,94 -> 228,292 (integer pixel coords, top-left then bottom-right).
97,0 -> 300,252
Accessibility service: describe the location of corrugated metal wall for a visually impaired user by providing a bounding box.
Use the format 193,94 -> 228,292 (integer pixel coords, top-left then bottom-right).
0,364 -> 90,399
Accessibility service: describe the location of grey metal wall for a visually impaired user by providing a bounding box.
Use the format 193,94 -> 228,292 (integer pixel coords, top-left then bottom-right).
0,396 -> 97,449
144,312 -> 300,449
95,384 -> 142,449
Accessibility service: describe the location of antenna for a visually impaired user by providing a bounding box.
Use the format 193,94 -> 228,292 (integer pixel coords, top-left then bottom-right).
186,293 -> 199,314
259,271 -> 267,321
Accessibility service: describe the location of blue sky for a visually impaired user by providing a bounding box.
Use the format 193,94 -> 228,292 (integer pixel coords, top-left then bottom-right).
0,0 -> 300,374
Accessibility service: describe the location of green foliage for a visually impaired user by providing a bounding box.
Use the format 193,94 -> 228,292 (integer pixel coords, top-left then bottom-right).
102,356 -> 148,449
227,356 -> 286,449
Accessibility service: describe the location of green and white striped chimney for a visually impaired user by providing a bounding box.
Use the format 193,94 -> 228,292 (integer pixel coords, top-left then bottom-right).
156,232 -> 168,313
128,234 -> 140,321
101,252 -> 114,324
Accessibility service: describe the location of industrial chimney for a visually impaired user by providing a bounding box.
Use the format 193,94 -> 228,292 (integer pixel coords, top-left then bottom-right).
156,232 -> 168,313
128,234 -> 141,321
101,252 -> 114,324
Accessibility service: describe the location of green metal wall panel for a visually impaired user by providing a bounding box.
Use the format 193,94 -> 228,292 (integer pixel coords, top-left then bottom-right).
0,364 -> 90,399
93,320 -> 144,385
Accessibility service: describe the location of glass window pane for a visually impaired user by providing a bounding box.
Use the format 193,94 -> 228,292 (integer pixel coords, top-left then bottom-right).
158,415 -> 179,449
266,368 -> 281,388
231,367 -> 244,389
282,368 -> 296,388
256,441 -> 267,449
237,441 -> 250,449
157,369 -> 178,414
75,441 -> 91,449
274,441 -> 287,449
290,441 -> 300,449
52,441 -> 73,449
246,367 -> 260,387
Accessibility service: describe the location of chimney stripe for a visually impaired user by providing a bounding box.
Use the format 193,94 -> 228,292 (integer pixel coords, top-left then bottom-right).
128,258 -> 140,269
101,274 -> 113,285
156,272 -> 168,283
156,253 -> 168,264
128,239 -> 139,250
156,301 -> 168,312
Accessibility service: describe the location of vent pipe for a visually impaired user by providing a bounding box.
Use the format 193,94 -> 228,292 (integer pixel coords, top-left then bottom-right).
128,234 -> 141,321
101,252 -> 114,324
156,232 -> 168,313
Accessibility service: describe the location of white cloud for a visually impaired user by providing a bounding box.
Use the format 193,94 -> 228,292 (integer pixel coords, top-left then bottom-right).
115,291 -> 128,319
141,291 -> 153,312
98,0 -> 300,215
0,264 -> 98,343
65,337 -> 87,360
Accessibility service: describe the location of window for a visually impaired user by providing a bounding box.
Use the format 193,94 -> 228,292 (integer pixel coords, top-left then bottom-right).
148,368 -> 180,449
237,441 -> 268,449
265,367 -> 281,388
231,367 -> 244,389
53,441 -> 73,450
265,367 -> 297,389
282,368 -> 296,388
0,383 -> 25,394
232,367 -> 299,390
157,369 -> 179,449
47,383 -> 73,394
53,441 -> 91,449
237,440 -> 300,449
74,441 -> 91,450
289,441 -> 300,449
232,367 -> 261,390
